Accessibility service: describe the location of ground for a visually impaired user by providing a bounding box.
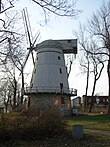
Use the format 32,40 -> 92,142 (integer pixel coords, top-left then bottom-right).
0,114 -> 110,147
1,131 -> 110,147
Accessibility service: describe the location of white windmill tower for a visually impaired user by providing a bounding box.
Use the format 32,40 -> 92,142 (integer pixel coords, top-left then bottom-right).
22,8 -> 77,116
25,39 -> 77,116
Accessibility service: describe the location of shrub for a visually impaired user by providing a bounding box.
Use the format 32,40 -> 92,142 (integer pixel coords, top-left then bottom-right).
0,108 -> 67,142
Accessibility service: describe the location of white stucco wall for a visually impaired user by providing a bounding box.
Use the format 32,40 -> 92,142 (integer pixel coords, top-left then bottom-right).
31,40 -> 69,93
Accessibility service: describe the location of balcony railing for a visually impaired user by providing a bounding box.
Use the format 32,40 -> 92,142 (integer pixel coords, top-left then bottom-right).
24,86 -> 77,96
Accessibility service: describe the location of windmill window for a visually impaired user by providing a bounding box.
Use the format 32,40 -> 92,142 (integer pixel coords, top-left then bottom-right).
68,40 -> 71,43
60,83 -> 63,93
60,83 -> 63,89
34,68 -> 36,73
58,56 -> 61,60
59,68 -> 62,73
61,97 -> 65,104
37,57 -> 38,60
31,83 -> 33,88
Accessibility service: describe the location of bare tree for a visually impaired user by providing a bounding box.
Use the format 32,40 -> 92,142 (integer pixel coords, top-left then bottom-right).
75,24 -> 91,96
87,1 -> 110,114
89,55 -> 105,112
12,55 -> 25,104
91,57 -> 105,97
0,79 -> 11,113
0,39 -> 26,110
0,74 -> 20,112
0,0 -> 28,107
75,23 -> 106,112
79,53 -> 90,96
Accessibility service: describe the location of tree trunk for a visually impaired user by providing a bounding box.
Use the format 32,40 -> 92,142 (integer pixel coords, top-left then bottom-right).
84,74 -> 88,111
107,58 -> 110,114
84,65 -> 89,112
21,69 -> 24,104
13,77 -> 17,107
91,78 -> 97,96
89,77 -> 96,112
85,63 -> 89,96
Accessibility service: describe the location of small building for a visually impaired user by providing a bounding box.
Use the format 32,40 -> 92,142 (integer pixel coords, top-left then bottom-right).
82,95 -> 108,113
71,97 -> 81,115
82,95 -> 108,107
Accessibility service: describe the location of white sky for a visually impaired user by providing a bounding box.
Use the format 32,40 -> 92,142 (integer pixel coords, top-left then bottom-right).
16,0 -> 108,96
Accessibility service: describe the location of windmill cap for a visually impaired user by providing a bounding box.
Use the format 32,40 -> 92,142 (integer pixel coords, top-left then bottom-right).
35,39 -> 77,54
36,40 -> 62,49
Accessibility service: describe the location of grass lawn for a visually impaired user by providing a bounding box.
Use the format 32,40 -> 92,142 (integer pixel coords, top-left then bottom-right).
63,114 -> 110,131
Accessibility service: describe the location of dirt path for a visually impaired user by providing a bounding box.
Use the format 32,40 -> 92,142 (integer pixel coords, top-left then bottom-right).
84,129 -> 110,136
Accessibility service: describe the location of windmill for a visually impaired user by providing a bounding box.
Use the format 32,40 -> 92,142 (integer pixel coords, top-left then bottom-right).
21,10 -> 77,116
25,39 -> 77,116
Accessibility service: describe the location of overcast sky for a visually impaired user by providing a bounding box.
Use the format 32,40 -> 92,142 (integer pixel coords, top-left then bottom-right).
17,0 -> 108,96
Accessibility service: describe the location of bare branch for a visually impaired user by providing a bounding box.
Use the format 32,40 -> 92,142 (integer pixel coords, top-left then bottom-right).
0,0 -> 14,14
0,37 -> 8,43
32,0 -> 81,19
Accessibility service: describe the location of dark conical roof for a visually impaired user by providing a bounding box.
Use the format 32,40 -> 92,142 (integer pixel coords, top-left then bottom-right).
36,40 -> 62,49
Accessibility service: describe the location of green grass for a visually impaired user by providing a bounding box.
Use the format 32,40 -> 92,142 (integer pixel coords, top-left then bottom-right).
63,114 -> 110,131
